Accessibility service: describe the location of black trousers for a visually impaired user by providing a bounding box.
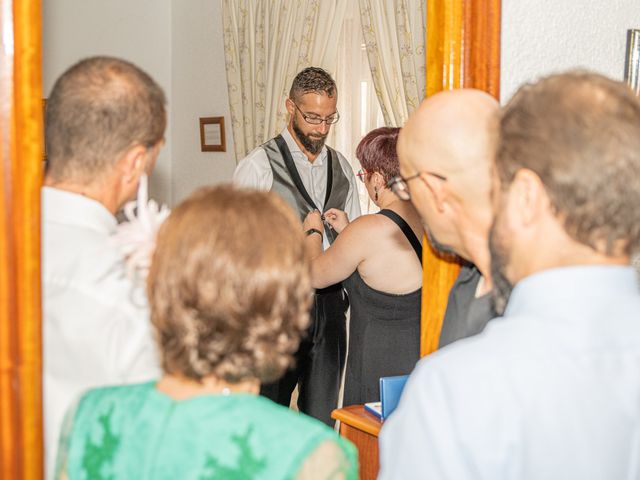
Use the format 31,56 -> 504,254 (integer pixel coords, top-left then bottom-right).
260,286 -> 348,426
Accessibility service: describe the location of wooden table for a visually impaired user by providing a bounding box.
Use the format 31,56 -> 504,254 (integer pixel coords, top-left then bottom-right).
332,405 -> 382,480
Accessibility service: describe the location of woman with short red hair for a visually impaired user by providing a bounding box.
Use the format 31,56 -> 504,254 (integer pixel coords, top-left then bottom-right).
304,127 -> 424,407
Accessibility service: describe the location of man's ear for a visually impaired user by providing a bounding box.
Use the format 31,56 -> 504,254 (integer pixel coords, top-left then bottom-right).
421,172 -> 448,213
509,168 -> 547,226
285,98 -> 295,117
143,140 -> 163,175
117,144 -> 148,187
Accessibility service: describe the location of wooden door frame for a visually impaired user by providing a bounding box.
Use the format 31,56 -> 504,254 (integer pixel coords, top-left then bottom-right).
421,0 -> 501,356
0,1 -> 44,478
0,0 -> 501,475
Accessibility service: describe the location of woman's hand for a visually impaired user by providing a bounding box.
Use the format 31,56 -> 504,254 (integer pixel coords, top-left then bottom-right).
303,210 -> 324,233
323,208 -> 349,233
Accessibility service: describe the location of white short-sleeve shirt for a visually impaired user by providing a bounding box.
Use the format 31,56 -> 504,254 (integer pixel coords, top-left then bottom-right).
42,187 -> 160,479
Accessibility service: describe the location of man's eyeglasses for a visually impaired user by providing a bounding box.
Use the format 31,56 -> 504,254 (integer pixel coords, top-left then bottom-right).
387,171 -> 447,201
293,102 -> 340,125
356,169 -> 368,182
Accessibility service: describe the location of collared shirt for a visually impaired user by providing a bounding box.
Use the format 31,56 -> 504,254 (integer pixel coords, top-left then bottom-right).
379,265 -> 640,480
232,127 -> 361,249
42,187 -> 160,479
439,262 -> 496,348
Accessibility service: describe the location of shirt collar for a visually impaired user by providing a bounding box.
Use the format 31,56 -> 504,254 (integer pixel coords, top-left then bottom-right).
280,126 -> 327,166
458,261 -> 480,281
42,186 -> 118,235
504,265 -> 638,319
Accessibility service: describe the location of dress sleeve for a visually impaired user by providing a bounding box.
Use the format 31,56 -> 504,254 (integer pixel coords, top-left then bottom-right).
54,397 -> 81,480
294,439 -> 358,480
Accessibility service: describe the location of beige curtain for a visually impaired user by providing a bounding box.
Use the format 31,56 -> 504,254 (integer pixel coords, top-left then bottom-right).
329,2 -> 385,214
222,0 -> 348,160
358,0 -> 426,126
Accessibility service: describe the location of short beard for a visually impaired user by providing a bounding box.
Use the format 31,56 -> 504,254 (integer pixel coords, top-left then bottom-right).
292,118 -> 327,155
488,218 -> 513,316
425,227 -> 457,255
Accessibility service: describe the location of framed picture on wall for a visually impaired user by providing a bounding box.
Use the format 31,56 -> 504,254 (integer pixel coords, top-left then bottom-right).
199,116 -> 226,152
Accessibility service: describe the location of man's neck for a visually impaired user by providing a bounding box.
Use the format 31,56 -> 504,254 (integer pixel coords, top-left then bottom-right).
460,227 -> 493,294
44,177 -> 119,215
286,123 -> 321,164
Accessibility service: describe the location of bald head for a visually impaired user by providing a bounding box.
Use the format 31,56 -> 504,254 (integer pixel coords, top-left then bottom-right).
399,89 -> 498,188
398,89 -> 499,261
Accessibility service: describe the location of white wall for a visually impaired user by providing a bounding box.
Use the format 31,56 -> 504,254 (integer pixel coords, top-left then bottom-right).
43,0 -> 640,202
42,0 -> 174,204
171,0 -> 236,204
42,0 -> 235,206
501,0 -> 640,103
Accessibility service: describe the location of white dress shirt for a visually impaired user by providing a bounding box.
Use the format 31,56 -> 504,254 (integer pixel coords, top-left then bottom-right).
379,266 -> 640,480
42,187 -> 160,479
233,127 -> 361,249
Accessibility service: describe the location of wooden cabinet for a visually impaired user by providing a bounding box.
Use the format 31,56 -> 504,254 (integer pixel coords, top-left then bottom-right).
332,406 -> 382,480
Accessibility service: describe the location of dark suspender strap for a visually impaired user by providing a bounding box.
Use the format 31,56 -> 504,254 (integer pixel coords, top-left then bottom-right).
274,135 -> 319,210
378,209 -> 423,263
274,134 -> 333,212
324,147 -> 334,206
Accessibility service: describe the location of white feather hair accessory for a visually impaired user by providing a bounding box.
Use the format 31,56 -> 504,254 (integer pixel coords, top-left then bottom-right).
112,173 -> 171,284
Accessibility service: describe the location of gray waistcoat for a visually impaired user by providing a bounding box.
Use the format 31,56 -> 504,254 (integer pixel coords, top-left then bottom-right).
262,135 -> 350,244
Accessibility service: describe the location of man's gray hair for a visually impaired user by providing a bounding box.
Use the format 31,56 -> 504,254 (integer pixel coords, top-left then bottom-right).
45,56 -> 166,182
497,71 -> 640,257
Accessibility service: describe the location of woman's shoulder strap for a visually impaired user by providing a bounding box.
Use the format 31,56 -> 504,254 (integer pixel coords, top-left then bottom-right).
377,209 -> 423,263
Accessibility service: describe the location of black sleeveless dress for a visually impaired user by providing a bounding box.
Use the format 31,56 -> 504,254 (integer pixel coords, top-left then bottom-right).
341,209 -> 422,406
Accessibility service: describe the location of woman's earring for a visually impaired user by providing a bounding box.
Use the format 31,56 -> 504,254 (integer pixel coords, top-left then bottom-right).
375,186 -> 379,202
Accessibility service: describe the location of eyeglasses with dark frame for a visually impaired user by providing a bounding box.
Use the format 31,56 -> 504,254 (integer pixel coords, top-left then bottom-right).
292,102 -> 340,125
387,171 -> 447,201
356,168 -> 368,182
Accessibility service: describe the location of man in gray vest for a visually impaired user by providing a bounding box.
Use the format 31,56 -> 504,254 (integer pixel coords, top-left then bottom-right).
233,67 -> 361,424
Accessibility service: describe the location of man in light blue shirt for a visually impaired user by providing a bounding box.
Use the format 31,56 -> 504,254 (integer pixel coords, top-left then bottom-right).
379,71 -> 640,479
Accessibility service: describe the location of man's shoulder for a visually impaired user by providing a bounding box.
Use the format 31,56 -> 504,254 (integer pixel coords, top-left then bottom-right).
417,315 -> 528,377
43,227 -> 147,318
233,145 -> 273,188
236,144 -> 270,167
43,219 -> 123,277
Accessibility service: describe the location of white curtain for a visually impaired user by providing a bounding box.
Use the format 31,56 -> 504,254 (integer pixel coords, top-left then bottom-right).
222,0 -> 348,160
358,0 -> 426,127
329,2 -> 385,214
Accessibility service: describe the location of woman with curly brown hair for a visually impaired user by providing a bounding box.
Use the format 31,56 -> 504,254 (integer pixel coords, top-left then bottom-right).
54,186 -> 357,479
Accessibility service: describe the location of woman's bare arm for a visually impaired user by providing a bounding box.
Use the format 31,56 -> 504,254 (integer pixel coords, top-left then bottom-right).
302,211 -> 372,289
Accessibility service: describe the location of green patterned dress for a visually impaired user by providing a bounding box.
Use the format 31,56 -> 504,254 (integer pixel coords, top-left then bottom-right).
55,381 -> 357,479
